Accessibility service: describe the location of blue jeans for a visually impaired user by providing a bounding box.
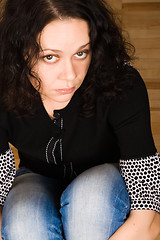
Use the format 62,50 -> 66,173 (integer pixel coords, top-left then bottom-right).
1,164 -> 130,240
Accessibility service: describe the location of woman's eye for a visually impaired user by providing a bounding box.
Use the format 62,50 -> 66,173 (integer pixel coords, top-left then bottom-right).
43,55 -> 58,63
74,51 -> 88,59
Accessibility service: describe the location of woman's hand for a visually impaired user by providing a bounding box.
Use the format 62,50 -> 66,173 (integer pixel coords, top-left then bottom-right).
109,210 -> 160,240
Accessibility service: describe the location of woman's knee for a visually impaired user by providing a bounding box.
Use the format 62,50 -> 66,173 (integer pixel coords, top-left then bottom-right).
61,163 -> 128,207
60,164 -> 130,239
1,173 -> 63,240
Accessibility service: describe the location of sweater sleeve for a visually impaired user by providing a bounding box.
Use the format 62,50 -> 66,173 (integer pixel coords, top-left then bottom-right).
0,145 -> 16,205
108,68 -> 160,213
0,118 -> 16,205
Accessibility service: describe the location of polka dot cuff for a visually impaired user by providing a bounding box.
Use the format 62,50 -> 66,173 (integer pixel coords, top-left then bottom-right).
0,147 -> 16,205
120,152 -> 160,213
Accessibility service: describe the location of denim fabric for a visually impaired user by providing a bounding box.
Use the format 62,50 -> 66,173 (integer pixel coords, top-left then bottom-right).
1,164 -> 130,240
15,167 -> 33,177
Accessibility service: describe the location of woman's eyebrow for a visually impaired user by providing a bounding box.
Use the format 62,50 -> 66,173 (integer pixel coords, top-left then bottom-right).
41,42 -> 91,53
77,42 -> 91,51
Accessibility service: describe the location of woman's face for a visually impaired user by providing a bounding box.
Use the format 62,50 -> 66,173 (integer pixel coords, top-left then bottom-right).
31,18 -> 92,109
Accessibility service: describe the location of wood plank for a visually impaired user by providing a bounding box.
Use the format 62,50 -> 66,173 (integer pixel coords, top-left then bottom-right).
10,145 -> 20,169
132,38 -> 160,49
123,0 -> 160,3
145,82 -> 160,89
148,89 -> 160,109
123,27 -> 160,38
145,78 -> 160,83
151,110 -> 160,122
152,135 -> 160,152
122,12 -> 160,28
133,59 -> 160,70
151,123 -> 160,134
138,69 -> 160,80
107,0 -> 122,10
151,111 -> 160,154
123,2 -> 160,11
135,49 -> 160,59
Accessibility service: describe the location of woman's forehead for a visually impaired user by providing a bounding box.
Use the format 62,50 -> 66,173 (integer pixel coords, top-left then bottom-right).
39,18 -> 90,52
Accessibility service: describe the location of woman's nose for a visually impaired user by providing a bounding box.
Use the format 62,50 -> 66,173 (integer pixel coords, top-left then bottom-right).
59,59 -> 77,82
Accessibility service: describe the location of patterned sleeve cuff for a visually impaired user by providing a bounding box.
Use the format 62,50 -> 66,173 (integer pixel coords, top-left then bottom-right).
0,146 -> 16,205
120,152 -> 160,213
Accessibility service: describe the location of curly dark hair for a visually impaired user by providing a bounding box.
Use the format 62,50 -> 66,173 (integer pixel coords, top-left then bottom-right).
0,0 -> 135,117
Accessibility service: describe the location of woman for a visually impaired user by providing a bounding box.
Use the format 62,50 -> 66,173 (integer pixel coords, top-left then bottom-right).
0,0 -> 159,239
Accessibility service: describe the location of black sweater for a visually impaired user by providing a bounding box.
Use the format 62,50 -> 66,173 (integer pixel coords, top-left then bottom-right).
0,67 -> 159,212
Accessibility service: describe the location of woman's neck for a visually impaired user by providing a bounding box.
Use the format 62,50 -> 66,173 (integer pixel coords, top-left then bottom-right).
42,98 -> 70,119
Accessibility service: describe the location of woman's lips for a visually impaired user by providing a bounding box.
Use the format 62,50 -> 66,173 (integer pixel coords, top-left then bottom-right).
56,87 -> 75,95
